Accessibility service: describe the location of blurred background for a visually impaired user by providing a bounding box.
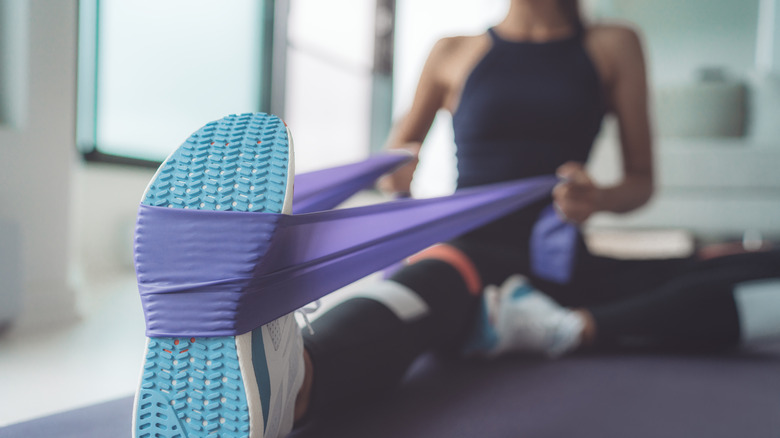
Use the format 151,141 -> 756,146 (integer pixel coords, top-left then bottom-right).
0,0 -> 778,426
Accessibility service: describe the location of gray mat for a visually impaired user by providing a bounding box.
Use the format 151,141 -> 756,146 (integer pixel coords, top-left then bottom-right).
3,350 -> 779,438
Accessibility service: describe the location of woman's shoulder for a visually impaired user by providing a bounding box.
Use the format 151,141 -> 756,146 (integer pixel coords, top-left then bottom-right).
584,23 -> 644,57
424,33 -> 492,81
430,33 -> 488,59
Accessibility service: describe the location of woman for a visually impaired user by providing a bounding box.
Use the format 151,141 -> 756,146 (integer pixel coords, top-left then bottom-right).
296,0 -> 779,423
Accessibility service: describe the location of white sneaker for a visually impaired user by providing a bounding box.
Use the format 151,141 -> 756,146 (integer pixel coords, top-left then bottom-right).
133,113 -> 304,438
463,275 -> 584,358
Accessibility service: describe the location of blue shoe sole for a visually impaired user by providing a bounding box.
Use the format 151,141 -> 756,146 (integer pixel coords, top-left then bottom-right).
133,113 -> 291,438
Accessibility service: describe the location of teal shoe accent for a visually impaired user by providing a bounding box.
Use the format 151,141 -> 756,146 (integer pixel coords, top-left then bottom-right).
461,297 -> 499,356
511,283 -> 534,299
252,325 -> 272,434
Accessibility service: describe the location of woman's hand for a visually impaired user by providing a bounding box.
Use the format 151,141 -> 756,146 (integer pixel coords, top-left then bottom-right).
377,159 -> 417,195
376,145 -> 420,196
552,162 -> 602,224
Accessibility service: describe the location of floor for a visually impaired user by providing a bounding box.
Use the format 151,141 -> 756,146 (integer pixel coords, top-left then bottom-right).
0,274 -> 146,427
0,270 -> 377,428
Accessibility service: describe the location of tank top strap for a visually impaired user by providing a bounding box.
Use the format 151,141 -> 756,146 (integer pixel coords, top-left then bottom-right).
572,24 -> 586,42
486,26 -> 585,45
486,27 -> 501,43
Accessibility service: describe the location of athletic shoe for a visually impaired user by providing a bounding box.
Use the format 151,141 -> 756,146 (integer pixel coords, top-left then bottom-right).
132,113 -> 304,438
463,275 -> 584,358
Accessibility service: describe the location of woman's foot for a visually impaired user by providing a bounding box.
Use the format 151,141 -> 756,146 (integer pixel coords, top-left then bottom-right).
133,113 -> 305,438
463,275 -> 586,358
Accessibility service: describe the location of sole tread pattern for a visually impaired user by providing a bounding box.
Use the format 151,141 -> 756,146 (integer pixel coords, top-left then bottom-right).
135,112 -> 291,438
137,337 -> 249,438
143,113 -> 289,213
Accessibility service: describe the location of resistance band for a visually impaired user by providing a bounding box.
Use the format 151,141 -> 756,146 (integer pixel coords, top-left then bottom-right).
136,175 -> 558,337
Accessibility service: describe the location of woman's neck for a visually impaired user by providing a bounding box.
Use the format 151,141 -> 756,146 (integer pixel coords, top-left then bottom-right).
495,0 -> 575,42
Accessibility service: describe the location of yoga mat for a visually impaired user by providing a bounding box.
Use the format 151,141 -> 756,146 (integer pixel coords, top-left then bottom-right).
3,348 -> 778,438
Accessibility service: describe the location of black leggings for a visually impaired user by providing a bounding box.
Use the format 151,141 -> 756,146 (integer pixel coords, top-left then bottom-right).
302,243 -> 780,414
302,259 -> 478,415
588,251 -> 780,349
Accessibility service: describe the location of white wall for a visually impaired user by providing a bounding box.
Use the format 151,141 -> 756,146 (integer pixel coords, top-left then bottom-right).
394,0 -> 508,197
598,0 -> 761,84
71,164 -> 154,283
588,118 -> 780,237
285,0 -> 377,173
586,0 -> 780,238
0,0 -> 79,331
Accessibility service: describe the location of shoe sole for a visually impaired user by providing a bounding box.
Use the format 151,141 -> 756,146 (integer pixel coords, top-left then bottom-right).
132,113 -> 295,438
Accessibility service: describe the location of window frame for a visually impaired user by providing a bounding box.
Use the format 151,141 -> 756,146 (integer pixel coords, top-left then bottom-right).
75,0 -> 286,167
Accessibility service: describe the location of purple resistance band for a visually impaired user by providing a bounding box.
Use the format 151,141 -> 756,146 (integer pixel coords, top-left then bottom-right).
531,205 -> 578,284
293,151 -> 412,214
136,175 -> 560,337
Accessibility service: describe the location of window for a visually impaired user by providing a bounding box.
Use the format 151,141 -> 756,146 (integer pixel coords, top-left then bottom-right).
77,0 -> 275,165
79,0 -> 396,172
283,0 -> 382,173
0,0 -> 27,128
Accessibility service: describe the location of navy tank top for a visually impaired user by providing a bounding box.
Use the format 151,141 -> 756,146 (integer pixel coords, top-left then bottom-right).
451,27 -> 605,247
453,27 -> 605,188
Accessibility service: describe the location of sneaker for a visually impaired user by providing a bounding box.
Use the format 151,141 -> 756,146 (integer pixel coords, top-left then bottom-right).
463,275 -> 584,358
132,113 -> 304,438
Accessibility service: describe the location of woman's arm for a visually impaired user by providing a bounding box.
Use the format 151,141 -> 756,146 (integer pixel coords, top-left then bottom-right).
377,39 -> 452,194
554,25 -> 654,224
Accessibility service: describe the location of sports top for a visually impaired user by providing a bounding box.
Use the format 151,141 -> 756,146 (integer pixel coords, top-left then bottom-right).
451,27 -> 606,247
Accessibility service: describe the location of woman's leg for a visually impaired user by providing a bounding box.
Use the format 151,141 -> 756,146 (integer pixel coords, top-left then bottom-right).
297,236 -> 534,419
586,251 -> 780,350
467,250 -> 780,356
298,244 -> 490,418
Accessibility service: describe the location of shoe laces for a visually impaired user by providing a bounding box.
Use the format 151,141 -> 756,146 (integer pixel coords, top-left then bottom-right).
296,300 -> 321,335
